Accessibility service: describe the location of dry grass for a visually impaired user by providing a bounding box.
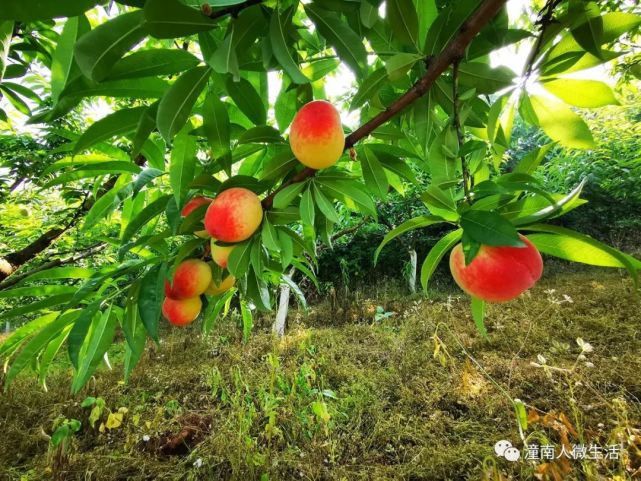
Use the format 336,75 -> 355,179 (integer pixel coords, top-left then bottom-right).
1,266 -> 640,481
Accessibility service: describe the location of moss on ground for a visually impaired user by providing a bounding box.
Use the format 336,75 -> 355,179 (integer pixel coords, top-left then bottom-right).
1,267 -> 640,480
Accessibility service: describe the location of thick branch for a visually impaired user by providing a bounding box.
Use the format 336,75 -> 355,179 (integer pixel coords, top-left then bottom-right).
261,0 -> 508,209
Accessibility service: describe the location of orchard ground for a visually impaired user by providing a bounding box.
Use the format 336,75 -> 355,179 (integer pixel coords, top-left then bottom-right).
1,262 -> 640,481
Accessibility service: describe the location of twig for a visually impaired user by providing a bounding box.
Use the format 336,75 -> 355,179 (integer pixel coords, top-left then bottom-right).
452,59 -> 472,203
0,243 -> 104,291
522,0 -> 563,80
203,0 -> 264,20
261,0 -> 508,209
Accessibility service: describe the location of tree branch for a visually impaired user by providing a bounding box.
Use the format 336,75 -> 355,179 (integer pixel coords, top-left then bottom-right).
261,0 -> 508,209
522,0 -> 563,80
0,243 -> 104,291
202,0 -> 264,19
452,59 -> 472,203
0,155 -> 147,282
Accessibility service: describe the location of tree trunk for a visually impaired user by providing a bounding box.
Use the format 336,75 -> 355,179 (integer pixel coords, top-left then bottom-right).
408,248 -> 418,294
272,282 -> 291,338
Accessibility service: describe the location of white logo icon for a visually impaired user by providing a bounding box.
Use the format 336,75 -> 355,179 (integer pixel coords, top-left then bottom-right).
495,440 -> 520,462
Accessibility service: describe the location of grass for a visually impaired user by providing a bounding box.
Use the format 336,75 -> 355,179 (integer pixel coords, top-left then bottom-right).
1,264 -> 640,480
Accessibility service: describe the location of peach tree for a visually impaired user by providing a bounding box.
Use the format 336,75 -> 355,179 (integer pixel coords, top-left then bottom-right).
0,0 -> 640,393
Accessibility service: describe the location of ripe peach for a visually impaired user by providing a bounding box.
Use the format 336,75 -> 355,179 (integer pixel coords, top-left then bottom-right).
211,241 -> 235,269
289,100 -> 344,169
204,187 -> 263,243
162,296 -> 202,327
165,259 -> 212,299
449,235 -> 543,303
181,196 -> 212,217
205,275 -> 236,296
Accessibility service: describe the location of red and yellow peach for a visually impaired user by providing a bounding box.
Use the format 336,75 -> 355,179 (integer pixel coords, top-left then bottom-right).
205,274 -> 236,296
449,235 -> 543,303
162,296 -> 202,327
164,259 -> 212,300
211,241 -> 235,269
289,100 -> 344,169
204,187 -> 263,243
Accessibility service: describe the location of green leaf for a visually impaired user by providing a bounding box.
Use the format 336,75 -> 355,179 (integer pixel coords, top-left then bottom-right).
374,154 -> 419,185
375,215 -> 446,264
522,225 -> 641,284
39,327 -> 71,388
460,210 -> 524,247
74,107 -> 146,154
240,300 -> 253,343
300,186 -> 315,227
132,168 -> 164,197
424,0 -> 482,55
71,307 -> 118,394
4,312 -> 78,389
203,93 -> 231,158
238,126 -> 284,145
270,9 -> 309,84
281,274 -> 307,310
143,0 -> 217,39
132,102 -> 159,158
0,20 -> 12,82
304,4 -> 367,75
157,66 -> 211,142
471,297 -> 488,339
514,399 -> 528,431
60,76 -> 170,100
351,68 -> 387,110
68,300 -> 101,369
123,299 -> 147,383
51,16 -> 88,103
387,0 -> 419,49
361,147 -> 389,199
542,78 -> 618,108
421,185 -> 459,221
1,295 -> 74,322
522,95 -> 595,150
569,0 -> 603,59
385,53 -> 423,81
107,48 -> 200,80
0,313 -> 59,359
601,12 -> 641,42
513,179 -> 586,226
169,131 -> 198,208
0,0 -> 99,21
202,288 -> 236,334
15,267 -> 94,285
512,143 -> 555,175
83,186 -> 121,231
225,76 -> 266,125
122,194 -> 172,242
421,229 -> 463,291
0,285 -> 77,299
301,58 -> 340,81
312,182 -> 340,224
138,263 -> 167,342
74,11 -> 146,82
208,31 -> 239,78
457,62 -> 515,94
228,239 -> 252,278
261,217 -> 280,252
317,178 -> 377,218
273,182 -> 305,210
